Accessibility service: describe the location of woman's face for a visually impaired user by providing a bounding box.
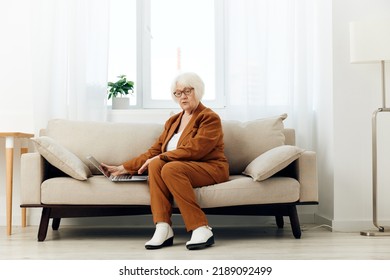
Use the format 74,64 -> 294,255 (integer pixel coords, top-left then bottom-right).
174,84 -> 199,114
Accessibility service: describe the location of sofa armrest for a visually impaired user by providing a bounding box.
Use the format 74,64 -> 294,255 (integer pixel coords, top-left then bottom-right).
296,151 -> 318,203
21,152 -> 44,205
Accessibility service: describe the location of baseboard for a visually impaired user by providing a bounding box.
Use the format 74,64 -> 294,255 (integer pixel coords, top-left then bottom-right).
313,213 -> 390,233
331,219 -> 390,232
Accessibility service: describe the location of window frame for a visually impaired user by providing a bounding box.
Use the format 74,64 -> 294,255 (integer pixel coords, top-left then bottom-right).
134,0 -> 225,109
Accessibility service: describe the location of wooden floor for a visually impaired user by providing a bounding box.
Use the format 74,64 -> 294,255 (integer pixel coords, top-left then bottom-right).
1,223 -> 390,260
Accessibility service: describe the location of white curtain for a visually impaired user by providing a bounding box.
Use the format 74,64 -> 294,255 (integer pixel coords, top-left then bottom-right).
224,0 -> 331,149
31,0 -> 109,132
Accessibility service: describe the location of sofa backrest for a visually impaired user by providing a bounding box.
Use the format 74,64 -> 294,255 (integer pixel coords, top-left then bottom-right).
42,114 -> 292,175
43,119 -> 163,174
221,114 -> 287,174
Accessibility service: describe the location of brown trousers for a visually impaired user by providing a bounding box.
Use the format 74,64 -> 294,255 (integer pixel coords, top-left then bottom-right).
148,158 -> 218,231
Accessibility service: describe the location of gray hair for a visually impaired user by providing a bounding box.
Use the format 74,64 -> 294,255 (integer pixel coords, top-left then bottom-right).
171,72 -> 205,102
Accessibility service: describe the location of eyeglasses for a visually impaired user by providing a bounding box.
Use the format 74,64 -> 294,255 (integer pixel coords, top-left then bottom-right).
173,87 -> 193,98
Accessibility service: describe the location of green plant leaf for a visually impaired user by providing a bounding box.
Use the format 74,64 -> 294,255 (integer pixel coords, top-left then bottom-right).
107,74 -> 135,99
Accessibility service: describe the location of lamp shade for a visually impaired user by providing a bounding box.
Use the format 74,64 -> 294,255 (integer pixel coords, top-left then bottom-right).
350,20 -> 390,63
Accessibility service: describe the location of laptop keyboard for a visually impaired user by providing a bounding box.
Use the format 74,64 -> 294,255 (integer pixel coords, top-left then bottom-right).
110,174 -> 133,181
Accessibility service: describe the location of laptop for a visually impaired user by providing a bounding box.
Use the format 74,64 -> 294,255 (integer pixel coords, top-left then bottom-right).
86,155 -> 148,182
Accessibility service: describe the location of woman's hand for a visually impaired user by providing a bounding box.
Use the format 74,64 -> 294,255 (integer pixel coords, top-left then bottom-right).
100,163 -> 127,177
138,155 -> 160,174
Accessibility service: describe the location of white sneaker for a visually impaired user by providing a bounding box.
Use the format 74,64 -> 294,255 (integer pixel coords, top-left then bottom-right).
145,222 -> 174,250
186,225 -> 214,250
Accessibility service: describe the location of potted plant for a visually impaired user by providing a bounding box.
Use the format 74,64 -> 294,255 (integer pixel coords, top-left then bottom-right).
107,75 -> 134,109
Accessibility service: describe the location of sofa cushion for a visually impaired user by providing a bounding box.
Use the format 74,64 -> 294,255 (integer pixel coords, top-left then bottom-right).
242,145 -> 304,181
41,176 -> 151,205
222,114 -> 287,174
32,136 -> 92,180
40,175 -> 300,207
195,175 -> 300,208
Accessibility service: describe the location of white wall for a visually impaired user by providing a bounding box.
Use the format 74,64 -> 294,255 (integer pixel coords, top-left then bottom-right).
332,0 -> 390,231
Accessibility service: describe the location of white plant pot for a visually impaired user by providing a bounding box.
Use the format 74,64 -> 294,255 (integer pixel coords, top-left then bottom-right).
112,97 -> 130,109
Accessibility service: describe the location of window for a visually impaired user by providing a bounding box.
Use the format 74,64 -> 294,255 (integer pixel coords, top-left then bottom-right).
108,0 -> 225,108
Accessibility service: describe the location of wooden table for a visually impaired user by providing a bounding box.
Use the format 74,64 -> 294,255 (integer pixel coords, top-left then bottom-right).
0,132 -> 34,235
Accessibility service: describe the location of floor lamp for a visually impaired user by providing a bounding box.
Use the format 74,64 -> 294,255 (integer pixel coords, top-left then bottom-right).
350,20 -> 390,236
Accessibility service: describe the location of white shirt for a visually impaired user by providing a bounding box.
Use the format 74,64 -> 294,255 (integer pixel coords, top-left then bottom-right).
166,131 -> 183,151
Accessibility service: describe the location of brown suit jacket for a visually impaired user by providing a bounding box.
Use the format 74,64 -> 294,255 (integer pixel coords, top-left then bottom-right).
122,102 -> 229,183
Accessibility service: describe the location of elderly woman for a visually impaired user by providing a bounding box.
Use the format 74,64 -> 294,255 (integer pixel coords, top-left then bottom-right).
101,72 -> 229,250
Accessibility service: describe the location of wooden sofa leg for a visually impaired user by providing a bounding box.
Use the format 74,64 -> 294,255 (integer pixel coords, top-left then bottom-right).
52,218 -> 61,230
275,215 -> 284,228
288,205 -> 301,239
38,208 -> 51,242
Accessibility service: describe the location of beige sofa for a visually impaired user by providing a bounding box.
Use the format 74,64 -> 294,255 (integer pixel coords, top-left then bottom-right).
20,114 -> 318,241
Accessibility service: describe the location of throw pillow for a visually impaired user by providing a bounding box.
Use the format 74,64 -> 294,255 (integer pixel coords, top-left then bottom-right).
223,114 -> 287,174
243,145 -> 304,181
32,136 -> 91,180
